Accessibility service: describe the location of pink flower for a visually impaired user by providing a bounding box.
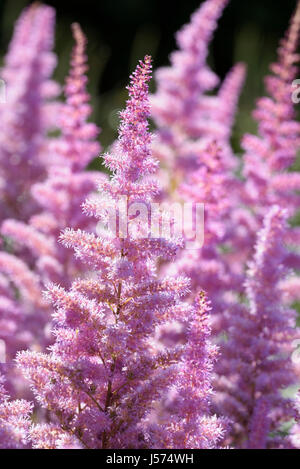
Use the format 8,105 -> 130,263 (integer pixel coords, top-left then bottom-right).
16,57 -> 223,449
0,4 -> 58,221
214,206 -> 299,448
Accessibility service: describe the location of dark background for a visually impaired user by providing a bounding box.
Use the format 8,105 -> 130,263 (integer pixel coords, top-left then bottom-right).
0,0 -> 298,151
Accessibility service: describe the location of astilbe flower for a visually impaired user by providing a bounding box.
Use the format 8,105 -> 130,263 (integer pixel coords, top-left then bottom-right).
151,0 -> 246,323
0,241 -> 48,395
214,206 -> 299,448
0,247 -> 48,398
0,373 -> 32,448
0,23 -> 103,398
1,23 -> 103,288
290,393 -> 300,448
214,62 -> 246,142
154,291 -> 225,449
235,0 -> 300,273
208,5 -> 300,428
16,56 -> 223,449
167,141 -> 242,325
52,22 -> 101,170
0,3 -> 58,222
152,0 -> 229,138
151,0 -> 245,196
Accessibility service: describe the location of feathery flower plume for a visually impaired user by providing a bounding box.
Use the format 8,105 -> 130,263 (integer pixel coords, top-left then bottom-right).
17,56 -> 223,449
155,292 -> 224,448
0,373 -> 32,448
0,22 -> 103,397
51,22 -> 101,170
239,1 -> 300,265
1,22 -> 102,285
0,4 -> 58,221
151,0 -> 245,199
290,393 -> 300,448
215,63 -> 246,141
167,141 -> 242,323
0,22 -> 103,293
214,206 -> 298,448
152,0 -> 229,137
150,2 -> 245,319
0,251 -> 47,365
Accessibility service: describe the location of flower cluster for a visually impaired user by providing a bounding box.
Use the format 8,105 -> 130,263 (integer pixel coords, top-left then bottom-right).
0,4 -> 58,222
214,206 -> 298,448
151,0 -> 245,197
0,373 -> 32,448
15,56 -> 222,449
0,16 -> 103,397
238,1 -> 300,266
0,0 -> 299,450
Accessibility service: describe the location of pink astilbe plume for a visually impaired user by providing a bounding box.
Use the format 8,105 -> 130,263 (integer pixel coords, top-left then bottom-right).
25,22 -> 103,262
16,56 -> 223,449
245,2 -> 300,174
0,249 -> 49,399
0,4 -> 58,222
51,22 -> 101,171
167,141 -> 242,324
151,0 -> 245,197
214,206 -> 299,448
290,393 -> 300,448
214,63 -> 246,142
0,0 -> 299,451
0,373 -> 32,448
0,22 -> 103,398
156,292 -> 224,449
1,22 -> 103,286
152,0 -> 229,137
151,1 -> 246,318
0,252 -> 47,362
237,1 -> 300,271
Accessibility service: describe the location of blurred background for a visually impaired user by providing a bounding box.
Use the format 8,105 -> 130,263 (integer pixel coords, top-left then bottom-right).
0,0 -> 299,153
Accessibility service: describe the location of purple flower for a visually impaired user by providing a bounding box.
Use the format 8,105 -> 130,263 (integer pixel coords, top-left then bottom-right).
0,4 -> 58,221
214,206 -> 299,448
16,57 -> 223,449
